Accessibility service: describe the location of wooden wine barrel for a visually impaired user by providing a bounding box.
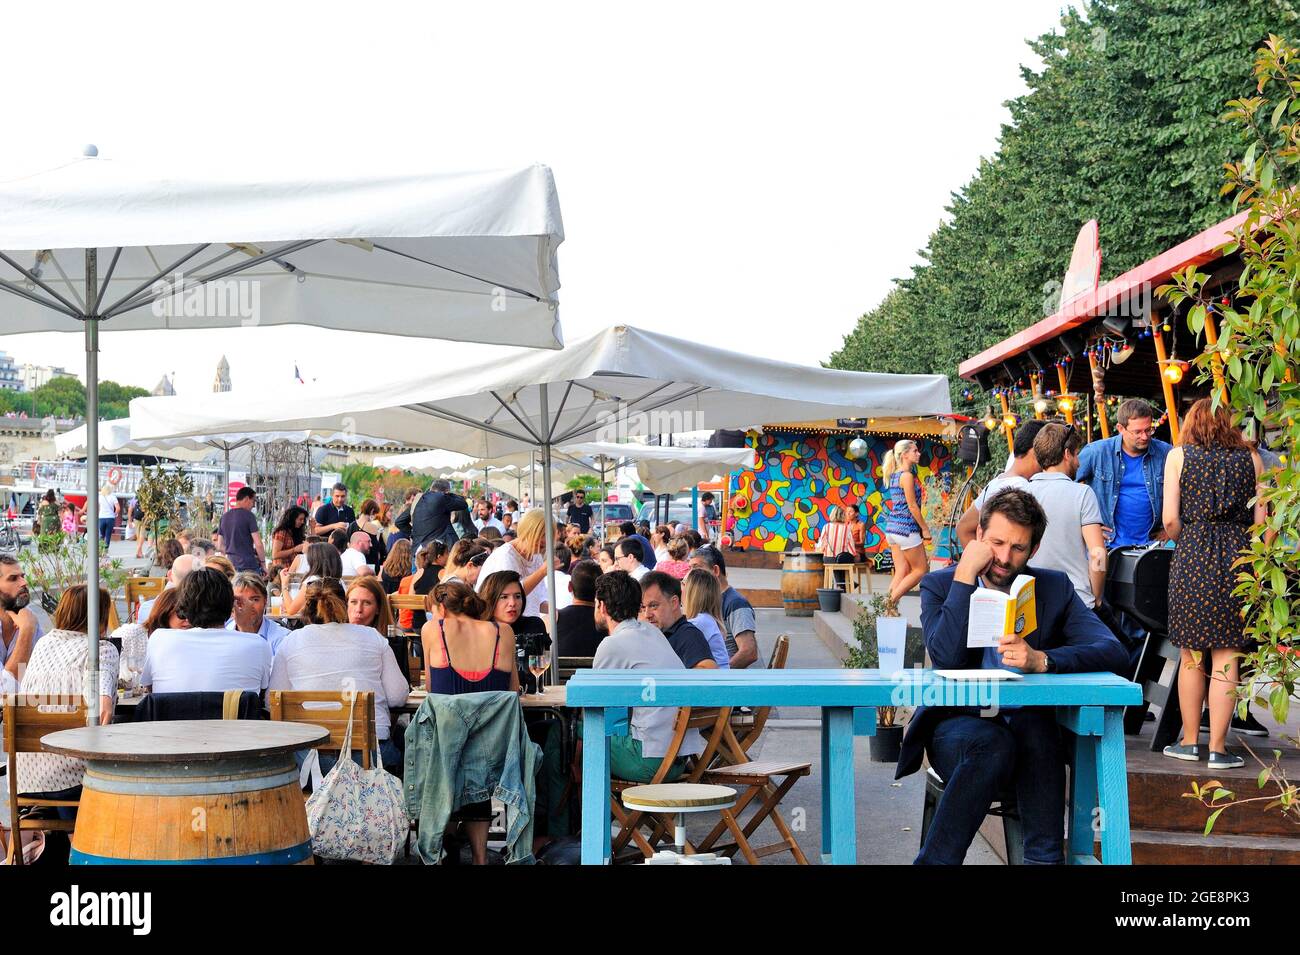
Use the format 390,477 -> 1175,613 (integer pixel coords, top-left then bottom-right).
781,550 -> 824,617
40,720 -> 328,865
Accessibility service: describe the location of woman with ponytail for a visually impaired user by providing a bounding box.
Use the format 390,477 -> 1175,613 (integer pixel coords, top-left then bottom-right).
881,439 -> 931,606
269,577 -> 410,774
423,579 -> 519,865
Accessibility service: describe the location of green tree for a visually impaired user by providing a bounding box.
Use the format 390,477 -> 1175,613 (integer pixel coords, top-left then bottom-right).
828,0 -> 1298,417
33,376 -> 87,417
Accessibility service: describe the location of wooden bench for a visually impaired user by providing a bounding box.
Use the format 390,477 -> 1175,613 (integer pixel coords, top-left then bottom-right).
567,669 -> 1140,865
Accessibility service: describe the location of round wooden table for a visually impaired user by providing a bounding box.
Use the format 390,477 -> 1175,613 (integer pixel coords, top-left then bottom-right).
42,720 -> 330,865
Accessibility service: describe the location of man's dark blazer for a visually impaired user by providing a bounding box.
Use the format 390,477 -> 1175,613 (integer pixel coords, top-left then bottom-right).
895,564 -> 1130,778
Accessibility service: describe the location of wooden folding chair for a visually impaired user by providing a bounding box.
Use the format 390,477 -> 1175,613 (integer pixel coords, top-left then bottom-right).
3,694 -> 86,866
388,595 -> 428,679
610,706 -> 734,861
124,576 -> 165,622
267,690 -> 377,770
724,634 -> 789,762
697,759 -> 811,864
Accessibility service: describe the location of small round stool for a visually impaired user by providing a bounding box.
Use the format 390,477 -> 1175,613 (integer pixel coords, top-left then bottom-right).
620,783 -> 737,861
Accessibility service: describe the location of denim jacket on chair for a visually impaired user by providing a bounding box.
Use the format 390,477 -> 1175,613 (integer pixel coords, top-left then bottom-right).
1075,434 -> 1172,543
403,690 -> 541,865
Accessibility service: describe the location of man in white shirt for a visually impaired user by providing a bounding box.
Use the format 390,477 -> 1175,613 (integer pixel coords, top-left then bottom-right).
340,531 -> 373,576
472,499 -> 505,534
591,571 -> 702,781
1024,424 -> 1108,607
143,568 -> 271,694
615,538 -> 649,582
955,419 -> 1047,547
227,571 -> 291,657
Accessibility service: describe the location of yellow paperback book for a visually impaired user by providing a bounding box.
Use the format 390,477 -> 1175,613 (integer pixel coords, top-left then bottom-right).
966,575 -> 1038,648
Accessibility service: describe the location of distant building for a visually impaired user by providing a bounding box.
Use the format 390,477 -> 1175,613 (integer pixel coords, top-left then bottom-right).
152,374 -> 175,397
0,352 -> 20,392
18,363 -> 74,392
214,355 -> 231,392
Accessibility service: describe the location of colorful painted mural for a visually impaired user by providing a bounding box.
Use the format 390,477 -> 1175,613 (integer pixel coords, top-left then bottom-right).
727,431 -> 955,557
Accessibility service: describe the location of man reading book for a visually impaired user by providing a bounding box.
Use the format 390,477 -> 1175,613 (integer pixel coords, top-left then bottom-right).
899,488 -> 1128,865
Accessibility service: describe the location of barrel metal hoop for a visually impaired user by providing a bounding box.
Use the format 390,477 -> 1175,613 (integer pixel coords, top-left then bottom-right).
70,841 -> 314,866
83,767 -> 300,796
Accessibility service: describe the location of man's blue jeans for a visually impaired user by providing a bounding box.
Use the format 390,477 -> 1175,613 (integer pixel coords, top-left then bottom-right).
915,710 -> 1065,865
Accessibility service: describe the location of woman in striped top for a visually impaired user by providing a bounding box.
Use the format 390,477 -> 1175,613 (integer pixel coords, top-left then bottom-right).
817,505 -> 859,587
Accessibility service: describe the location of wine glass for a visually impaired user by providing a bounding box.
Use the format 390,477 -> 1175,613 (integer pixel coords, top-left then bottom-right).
528,653 -> 550,693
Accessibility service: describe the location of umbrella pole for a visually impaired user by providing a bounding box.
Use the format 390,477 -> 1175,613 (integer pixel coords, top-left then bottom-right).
599,458 -> 607,542
224,447 -> 231,517
530,452 -> 536,509
538,387 -> 558,675
84,251 -> 101,727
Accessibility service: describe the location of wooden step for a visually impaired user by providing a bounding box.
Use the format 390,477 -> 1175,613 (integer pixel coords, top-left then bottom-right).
1105,829 -> 1300,865
1123,728 -> 1300,838
723,550 -> 783,570
738,587 -> 782,608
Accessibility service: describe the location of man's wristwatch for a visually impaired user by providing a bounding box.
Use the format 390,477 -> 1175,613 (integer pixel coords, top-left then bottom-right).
1041,652 -> 1056,674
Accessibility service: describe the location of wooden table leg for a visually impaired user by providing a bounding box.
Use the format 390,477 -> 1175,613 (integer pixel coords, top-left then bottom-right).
1095,707 -> 1133,864
819,712 -> 832,862
821,706 -> 857,864
1068,728 -> 1100,865
580,707 -> 611,865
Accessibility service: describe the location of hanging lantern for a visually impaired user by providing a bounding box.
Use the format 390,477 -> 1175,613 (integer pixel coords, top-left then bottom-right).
1057,396 -> 1075,413
1162,361 -> 1186,385
983,415 -> 998,431
1034,398 -> 1048,414
847,437 -> 869,460
1002,412 -> 1018,428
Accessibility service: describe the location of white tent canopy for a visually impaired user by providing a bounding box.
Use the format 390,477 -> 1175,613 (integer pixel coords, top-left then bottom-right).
0,153 -> 566,722
132,323 -> 950,651
561,441 -> 757,495
56,417 -> 401,459
55,418 -> 211,463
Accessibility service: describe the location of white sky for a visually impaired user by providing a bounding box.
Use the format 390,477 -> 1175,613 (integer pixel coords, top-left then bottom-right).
0,0 -> 1073,395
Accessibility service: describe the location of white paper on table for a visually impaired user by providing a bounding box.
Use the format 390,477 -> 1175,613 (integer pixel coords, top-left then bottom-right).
935,669 -> 1024,681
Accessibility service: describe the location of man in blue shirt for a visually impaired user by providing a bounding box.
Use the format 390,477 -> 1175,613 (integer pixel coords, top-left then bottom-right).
227,571 -> 290,656
899,489 -> 1128,865
1075,398 -> 1173,547
0,555 -> 41,682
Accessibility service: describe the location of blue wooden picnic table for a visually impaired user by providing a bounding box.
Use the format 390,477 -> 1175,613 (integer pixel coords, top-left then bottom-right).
566,668 -> 1141,865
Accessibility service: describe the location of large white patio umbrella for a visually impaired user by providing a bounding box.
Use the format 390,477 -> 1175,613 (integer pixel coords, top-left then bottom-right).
0,152 -> 565,722
131,323 -> 951,653
370,448 -> 476,476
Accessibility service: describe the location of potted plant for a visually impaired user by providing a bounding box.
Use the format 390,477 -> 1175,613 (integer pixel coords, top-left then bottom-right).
18,534 -> 129,615
135,465 -> 195,568
817,586 -> 842,613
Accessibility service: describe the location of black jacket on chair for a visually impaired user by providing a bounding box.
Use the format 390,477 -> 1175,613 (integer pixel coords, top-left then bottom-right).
132,691 -> 264,722
896,565 -> 1129,779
